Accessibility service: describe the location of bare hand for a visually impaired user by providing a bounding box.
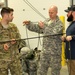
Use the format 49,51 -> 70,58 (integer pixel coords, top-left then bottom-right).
66,36 -> 72,41
38,21 -> 44,28
11,39 -> 16,44
4,43 -> 10,50
61,35 -> 66,41
23,20 -> 30,25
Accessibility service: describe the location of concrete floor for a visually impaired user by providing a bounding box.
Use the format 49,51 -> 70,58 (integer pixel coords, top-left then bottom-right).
60,66 -> 69,75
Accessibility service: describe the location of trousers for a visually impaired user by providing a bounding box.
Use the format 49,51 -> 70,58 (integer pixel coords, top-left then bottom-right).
67,60 -> 75,75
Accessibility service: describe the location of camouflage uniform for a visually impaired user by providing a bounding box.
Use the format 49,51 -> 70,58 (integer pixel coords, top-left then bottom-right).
0,23 -> 23,75
20,47 -> 40,75
26,16 -> 63,75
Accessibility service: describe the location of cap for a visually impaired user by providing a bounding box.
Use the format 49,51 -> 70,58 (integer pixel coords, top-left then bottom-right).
64,7 -> 71,12
65,5 -> 75,12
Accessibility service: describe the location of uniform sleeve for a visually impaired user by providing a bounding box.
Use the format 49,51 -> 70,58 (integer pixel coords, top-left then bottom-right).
0,28 -> 4,49
14,25 -> 27,52
52,21 -> 64,35
10,23 -> 22,49
0,44 -> 4,50
26,22 -> 44,34
43,20 -> 64,36
15,26 -> 21,39
9,23 -> 21,39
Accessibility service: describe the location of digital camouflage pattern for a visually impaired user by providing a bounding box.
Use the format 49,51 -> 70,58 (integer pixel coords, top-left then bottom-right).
26,16 -> 63,75
0,23 -> 23,75
20,47 -> 40,75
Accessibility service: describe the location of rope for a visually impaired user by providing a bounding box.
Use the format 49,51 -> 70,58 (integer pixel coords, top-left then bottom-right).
25,25 -> 31,49
37,33 -> 43,49
23,0 -> 47,49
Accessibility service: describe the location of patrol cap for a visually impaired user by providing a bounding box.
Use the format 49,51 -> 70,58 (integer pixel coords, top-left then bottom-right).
65,5 -> 75,12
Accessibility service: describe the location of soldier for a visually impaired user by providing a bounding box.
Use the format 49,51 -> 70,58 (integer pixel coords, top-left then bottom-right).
0,7 -> 23,75
23,5 -> 63,75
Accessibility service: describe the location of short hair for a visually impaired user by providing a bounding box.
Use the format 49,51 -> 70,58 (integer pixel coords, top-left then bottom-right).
1,7 -> 14,16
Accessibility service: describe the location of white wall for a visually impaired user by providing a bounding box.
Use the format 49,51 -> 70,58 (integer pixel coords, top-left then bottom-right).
8,0 -> 69,49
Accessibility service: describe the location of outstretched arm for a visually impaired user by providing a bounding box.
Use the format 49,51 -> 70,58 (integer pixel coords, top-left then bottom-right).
23,20 -> 44,34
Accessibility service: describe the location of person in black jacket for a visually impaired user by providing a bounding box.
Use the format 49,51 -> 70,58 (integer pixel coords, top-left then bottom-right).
61,5 -> 75,75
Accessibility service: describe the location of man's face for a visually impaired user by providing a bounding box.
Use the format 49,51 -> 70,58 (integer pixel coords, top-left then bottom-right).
67,11 -> 73,22
4,12 -> 14,22
8,12 -> 14,22
48,8 -> 57,20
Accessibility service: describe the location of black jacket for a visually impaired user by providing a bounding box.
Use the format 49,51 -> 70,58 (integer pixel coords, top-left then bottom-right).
65,21 -> 75,59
